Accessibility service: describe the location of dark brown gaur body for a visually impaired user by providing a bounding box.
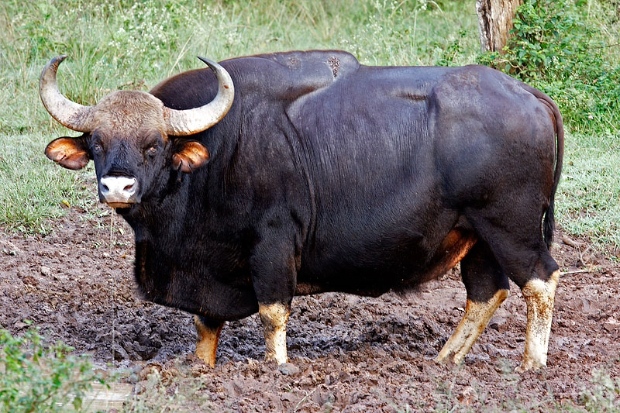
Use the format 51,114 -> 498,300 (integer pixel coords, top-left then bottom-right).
40,50 -> 563,372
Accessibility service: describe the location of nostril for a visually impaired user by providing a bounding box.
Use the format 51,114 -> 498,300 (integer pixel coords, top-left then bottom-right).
124,178 -> 137,194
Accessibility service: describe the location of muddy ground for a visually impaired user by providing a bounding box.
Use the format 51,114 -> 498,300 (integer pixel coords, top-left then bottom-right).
1,206 -> 619,412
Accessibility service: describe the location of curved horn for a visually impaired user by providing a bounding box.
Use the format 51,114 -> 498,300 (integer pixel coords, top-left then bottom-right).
39,55 -> 95,132
164,57 -> 235,136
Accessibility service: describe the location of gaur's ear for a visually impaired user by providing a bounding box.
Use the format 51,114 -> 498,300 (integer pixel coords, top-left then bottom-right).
45,137 -> 90,170
172,141 -> 210,173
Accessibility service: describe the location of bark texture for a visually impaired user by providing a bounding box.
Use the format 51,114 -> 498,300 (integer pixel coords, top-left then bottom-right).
476,0 -> 523,52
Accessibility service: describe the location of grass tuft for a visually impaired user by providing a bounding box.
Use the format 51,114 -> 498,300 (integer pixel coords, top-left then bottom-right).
0,326 -> 106,413
0,133 -> 93,233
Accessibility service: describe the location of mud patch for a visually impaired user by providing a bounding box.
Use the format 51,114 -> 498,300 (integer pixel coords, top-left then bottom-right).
1,208 -> 618,411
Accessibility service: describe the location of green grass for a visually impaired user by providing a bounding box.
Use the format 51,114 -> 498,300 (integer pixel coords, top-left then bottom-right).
1,0 -> 619,253
0,0 -> 618,251
0,1 -> 619,410
0,132 -> 96,234
0,0 -> 479,231
0,0 -> 479,127
558,133 -> 620,251
0,327 -> 106,413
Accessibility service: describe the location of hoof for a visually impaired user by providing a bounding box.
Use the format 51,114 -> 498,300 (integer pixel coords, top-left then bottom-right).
515,359 -> 545,373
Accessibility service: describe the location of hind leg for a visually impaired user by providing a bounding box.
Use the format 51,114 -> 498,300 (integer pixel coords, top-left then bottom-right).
517,268 -> 560,371
484,234 -> 559,371
466,208 -> 560,371
436,241 -> 509,365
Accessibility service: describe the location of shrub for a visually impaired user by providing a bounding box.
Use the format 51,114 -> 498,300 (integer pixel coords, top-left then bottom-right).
579,370 -> 620,411
477,0 -> 620,134
0,327 -> 106,413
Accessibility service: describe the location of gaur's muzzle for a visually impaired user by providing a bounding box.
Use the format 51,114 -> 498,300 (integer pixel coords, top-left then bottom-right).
99,176 -> 138,207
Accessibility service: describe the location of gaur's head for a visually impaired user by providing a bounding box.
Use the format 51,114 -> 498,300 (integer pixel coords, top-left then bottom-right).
40,55 -> 234,209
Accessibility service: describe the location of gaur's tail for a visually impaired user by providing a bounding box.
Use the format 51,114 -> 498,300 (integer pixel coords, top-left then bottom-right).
525,86 -> 564,249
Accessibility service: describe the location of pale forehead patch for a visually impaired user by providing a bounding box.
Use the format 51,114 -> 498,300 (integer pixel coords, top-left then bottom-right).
91,90 -> 167,139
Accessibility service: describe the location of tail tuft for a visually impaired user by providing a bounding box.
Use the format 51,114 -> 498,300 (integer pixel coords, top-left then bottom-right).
543,199 -> 555,249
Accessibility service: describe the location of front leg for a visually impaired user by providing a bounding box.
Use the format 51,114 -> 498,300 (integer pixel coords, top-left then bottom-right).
250,226 -> 298,365
194,315 -> 224,367
259,302 -> 291,364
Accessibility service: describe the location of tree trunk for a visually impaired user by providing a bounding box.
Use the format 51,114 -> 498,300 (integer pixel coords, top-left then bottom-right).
476,0 -> 523,52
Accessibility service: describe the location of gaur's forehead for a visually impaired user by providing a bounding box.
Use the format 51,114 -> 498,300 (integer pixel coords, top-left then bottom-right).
91,90 -> 167,140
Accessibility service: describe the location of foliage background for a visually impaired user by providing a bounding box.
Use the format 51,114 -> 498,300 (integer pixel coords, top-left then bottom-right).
0,0 -> 618,243
0,1 -> 618,411
1,0 -> 618,249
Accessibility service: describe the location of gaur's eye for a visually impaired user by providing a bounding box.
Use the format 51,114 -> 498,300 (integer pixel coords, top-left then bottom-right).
92,143 -> 103,154
145,146 -> 158,157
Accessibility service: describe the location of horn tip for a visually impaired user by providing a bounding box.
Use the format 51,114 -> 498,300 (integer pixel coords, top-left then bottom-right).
197,56 -> 217,68
52,55 -> 68,64
44,55 -> 68,74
